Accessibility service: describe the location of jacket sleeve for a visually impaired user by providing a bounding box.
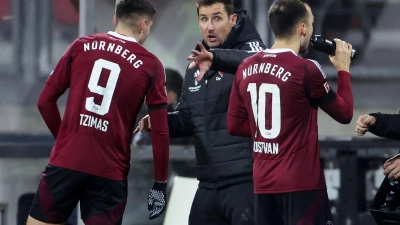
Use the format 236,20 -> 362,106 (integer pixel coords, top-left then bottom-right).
209,40 -> 265,74
368,113 -> 400,140
209,49 -> 255,74
167,78 -> 195,138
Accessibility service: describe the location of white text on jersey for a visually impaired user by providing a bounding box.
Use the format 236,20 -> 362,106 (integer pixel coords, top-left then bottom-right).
79,114 -> 109,132
242,63 -> 291,82
253,141 -> 279,154
83,41 -> 143,68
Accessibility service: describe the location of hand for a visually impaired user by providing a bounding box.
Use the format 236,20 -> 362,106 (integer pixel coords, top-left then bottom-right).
329,38 -> 352,72
384,157 -> 400,179
355,114 -> 376,136
133,115 -> 151,135
187,42 -> 213,82
148,181 -> 167,220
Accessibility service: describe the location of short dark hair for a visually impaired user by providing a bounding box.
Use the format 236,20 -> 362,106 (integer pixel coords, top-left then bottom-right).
115,0 -> 156,23
196,0 -> 234,16
165,68 -> 183,97
268,0 -> 309,39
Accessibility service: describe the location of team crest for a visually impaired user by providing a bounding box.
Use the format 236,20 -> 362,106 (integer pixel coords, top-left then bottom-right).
216,71 -> 223,81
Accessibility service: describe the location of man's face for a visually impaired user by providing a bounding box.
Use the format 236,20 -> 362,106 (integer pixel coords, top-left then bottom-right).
198,3 -> 237,48
139,19 -> 153,45
299,4 -> 314,54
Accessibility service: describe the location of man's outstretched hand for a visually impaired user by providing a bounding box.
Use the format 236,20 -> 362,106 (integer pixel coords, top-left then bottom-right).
187,42 -> 213,81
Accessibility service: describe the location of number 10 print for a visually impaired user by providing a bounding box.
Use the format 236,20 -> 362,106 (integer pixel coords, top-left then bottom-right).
247,83 -> 281,139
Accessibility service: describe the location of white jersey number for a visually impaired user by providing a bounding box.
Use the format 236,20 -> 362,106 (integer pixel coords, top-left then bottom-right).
247,83 -> 281,139
86,59 -> 120,116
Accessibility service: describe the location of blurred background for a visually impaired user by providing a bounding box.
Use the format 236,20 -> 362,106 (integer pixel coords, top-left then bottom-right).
1,0 -> 400,224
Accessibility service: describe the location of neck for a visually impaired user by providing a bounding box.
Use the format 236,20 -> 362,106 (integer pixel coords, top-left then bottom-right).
270,38 -> 300,55
114,26 -> 140,43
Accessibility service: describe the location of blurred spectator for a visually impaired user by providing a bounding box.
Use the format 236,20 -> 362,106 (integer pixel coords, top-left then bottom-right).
133,68 -> 191,145
165,68 -> 183,111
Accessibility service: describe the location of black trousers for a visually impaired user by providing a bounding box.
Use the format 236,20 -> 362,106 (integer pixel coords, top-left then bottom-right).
189,180 -> 255,225
255,190 -> 333,225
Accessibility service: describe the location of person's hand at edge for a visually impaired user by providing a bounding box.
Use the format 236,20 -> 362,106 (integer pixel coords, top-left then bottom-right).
384,156 -> 400,179
133,114 -> 151,135
329,38 -> 352,72
355,114 -> 376,136
148,181 -> 167,220
187,42 -> 213,82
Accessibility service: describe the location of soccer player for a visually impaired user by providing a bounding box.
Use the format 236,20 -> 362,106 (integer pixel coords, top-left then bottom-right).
226,1 -> 353,224
27,0 -> 169,224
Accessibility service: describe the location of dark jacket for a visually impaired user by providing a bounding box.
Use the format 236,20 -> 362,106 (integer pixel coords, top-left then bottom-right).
168,10 -> 266,188
369,112 -> 400,140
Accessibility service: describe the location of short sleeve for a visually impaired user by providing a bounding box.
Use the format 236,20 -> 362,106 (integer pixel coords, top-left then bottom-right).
304,59 -> 331,100
145,58 -> 168,107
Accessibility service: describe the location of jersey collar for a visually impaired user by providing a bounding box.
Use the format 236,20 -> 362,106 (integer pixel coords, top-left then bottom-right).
107,31 -> 138,43
264,48 -> 297,56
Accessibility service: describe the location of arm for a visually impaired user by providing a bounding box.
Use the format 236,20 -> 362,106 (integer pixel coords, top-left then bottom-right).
148,107 -> 169,181
209,49 -> 255,74
145,61 -> 170,220
210,39 -> 265,74
38,39 -> 78,138
37,84 -> 63,139
368,113 -> 400,140
134,101 -> 194,138
188,40 -> 264,81
307,39 -> 353,123
167,79 -> 195,137
384,157 -> 400,179
227,114 -> 252,137
145,59 -> 170,182
319,71 -> 353,124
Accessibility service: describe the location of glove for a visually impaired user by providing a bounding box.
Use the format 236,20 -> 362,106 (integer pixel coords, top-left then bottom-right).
148,181 -> 167,220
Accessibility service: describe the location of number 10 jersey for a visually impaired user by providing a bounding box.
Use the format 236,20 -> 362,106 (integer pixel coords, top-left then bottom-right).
228,49 -> 332,193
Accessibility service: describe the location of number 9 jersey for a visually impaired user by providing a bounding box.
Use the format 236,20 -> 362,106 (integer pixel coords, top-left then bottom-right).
42,32 -> 169,181
227,48 -> 353,194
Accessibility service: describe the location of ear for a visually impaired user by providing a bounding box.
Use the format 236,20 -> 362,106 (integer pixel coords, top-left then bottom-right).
139,19 -> 147,34
113,15 -> 117,25
230,14 -> 238,28
300,23 -> 306,37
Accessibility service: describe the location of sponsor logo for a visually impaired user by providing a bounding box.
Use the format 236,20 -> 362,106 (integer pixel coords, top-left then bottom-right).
188,70 -> 202,92
263,54 -> 277,58
327,221 -> 333,225
194,70 -> 199,86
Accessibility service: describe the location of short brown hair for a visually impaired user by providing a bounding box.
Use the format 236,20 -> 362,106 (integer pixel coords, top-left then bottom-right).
115,0 -> 156,22
196,0 -> 234,16
268,0 -> 309,39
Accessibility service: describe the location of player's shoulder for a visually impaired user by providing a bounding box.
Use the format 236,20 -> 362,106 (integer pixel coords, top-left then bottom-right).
304,58 -> 326,79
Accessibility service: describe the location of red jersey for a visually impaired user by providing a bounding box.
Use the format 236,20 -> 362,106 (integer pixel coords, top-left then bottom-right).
228,49 -> 353,193
42,32 -> 169,181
